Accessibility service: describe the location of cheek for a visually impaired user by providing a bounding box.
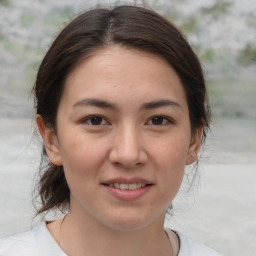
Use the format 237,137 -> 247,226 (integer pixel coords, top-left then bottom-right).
59,133 -> 106,178
60,140 -> 103,202
151,136 -> 190,191
153,137 -> 190,168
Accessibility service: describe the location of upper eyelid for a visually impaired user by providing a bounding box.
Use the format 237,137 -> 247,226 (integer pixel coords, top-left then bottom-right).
146,115 -> 174,124
79,114 -> 174,124
152,115 -> 172,120
81,115 -> 110,124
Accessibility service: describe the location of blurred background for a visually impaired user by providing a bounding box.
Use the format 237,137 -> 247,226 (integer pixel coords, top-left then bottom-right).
0,0 -> 255,255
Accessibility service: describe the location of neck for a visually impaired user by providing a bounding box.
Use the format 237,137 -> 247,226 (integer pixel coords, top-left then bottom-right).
56,211 -> 173,256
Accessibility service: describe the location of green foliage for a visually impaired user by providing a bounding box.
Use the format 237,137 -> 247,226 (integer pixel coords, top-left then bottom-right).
246,13 -> 256,28
1,37 -> 43,92
21,13 -> 35,27
2,36 -> 41,64
0,0 -> 11,7
0,28 -> 4,41
238,44 -> 256,65
201,0 -> 232,19
207,77 -> 256,118
164,11 -> 179,24
45,6 -> 75,29
180,16 -> 198,34
152,0 -> 187,24
196,48 -> 216,63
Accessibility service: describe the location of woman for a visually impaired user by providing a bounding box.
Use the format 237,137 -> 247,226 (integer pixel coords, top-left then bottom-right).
0,5 -> 223,256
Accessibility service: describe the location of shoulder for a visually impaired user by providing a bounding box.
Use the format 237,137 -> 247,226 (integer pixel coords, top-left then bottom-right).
176,232 -> 224,256
0,227 -> 39,256
0,222 -> 66,256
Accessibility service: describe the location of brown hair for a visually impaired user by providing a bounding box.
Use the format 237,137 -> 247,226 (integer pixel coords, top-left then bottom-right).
33,5 -> 210,215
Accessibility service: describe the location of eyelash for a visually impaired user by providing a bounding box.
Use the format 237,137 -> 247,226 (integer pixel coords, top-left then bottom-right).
81,115 -> 109,126
146,115 -> 173,126
81,115 -> 173,126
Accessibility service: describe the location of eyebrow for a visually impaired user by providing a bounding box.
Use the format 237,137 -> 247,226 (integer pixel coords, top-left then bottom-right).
73,98 -> 117,109
141,99 -> 181,110
73,98 -> 181,110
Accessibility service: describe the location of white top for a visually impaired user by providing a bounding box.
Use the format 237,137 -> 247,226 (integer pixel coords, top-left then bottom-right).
0,222 -> 224,256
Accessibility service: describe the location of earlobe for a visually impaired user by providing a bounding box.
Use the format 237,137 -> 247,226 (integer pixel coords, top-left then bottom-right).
186,126 -> 203,165
36,114 -> 63,166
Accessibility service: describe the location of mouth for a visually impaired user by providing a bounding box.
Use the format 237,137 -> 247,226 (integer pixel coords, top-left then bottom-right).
101,178 -> 153,200
103,183 -> 149,190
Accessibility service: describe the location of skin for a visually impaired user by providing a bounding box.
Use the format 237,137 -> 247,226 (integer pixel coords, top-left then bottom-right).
37,46 -> 203,256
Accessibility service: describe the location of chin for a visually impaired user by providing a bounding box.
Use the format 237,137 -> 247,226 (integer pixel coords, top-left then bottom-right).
101,210 -> 163,232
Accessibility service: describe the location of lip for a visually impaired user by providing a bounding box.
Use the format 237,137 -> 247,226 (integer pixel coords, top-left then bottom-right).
101,177 -> 153,201
102,177 -> 153,185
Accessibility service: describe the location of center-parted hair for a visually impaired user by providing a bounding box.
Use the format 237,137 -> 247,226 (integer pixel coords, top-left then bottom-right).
33,5 -> 210,215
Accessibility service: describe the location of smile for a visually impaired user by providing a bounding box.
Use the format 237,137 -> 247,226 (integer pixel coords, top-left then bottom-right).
107,183 -> 147,190
102,177 -> 153,200
102,179 -> 152,200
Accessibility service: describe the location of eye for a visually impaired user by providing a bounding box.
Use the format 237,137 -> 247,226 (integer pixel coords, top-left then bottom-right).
147,116 -> 172,126
82,115 -> 109,126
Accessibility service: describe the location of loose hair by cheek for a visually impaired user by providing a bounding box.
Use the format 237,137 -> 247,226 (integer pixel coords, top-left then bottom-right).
33,5 -> 210,216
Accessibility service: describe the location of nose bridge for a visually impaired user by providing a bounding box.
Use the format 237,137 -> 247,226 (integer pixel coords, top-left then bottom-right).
109,121 -> 147,168
119,122 -> 139,154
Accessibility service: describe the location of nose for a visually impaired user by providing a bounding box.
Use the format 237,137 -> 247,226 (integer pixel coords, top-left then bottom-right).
108,125 -> 148,169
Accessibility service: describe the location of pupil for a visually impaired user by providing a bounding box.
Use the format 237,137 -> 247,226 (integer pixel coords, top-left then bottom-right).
91,116 -> 102,125
152,116 -> 163,125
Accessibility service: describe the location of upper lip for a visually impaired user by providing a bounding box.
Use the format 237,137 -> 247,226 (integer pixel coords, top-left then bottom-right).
102,177 -> 153,185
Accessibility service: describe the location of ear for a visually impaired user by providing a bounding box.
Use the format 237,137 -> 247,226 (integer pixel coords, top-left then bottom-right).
186,126 -> 204,165
36,114 -> 63,166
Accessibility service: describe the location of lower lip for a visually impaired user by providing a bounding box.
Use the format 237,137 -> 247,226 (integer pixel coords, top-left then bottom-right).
102,185 -> 152,201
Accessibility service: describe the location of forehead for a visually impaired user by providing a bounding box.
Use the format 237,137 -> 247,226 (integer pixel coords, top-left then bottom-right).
62,46 -> 187,110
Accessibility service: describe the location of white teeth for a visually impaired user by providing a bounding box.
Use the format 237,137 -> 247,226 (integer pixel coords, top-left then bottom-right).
109,183 -> 146,190
128,184 -> 137,190
114,183 -> 120,189
120,184 -> 128,190
136,183 -> 142,189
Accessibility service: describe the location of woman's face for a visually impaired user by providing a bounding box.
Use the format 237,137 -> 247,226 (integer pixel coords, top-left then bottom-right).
42,46 -> 202,231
